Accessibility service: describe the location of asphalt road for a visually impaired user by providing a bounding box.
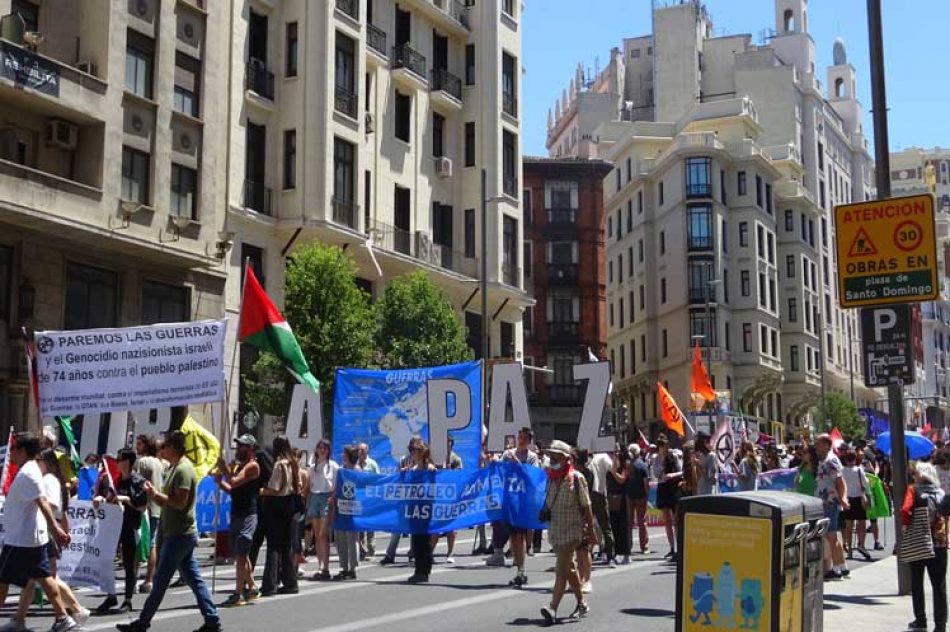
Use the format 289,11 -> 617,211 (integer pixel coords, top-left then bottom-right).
0,527 -> 884,632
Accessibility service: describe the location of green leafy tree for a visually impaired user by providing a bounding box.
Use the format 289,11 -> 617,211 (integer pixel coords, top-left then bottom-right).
813,393 -> 866,439
243,244 -> 375,419
375,271 -> 472,368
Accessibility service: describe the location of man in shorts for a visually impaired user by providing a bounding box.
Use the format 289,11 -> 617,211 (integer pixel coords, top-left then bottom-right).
502,427 -> 540,586
215,434 -> 262,607
815,433 -> 850,580
134,434 -> 165,593
0,431 -> 77,631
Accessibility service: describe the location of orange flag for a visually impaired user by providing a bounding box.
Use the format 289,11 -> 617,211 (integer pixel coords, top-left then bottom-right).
690,341 -> 717,403
658,382 -> 688,438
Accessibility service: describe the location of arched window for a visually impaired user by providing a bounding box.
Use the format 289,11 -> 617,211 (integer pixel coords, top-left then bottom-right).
783,9 -> 795,32
834,77 -> 845,98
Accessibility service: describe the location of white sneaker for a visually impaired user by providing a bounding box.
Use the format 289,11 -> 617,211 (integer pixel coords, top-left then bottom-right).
48,616 -> 79,632
445,556 -> 455,565
581,581 -> 593,594
73,607 -> 91,626
0,619 -> 28,632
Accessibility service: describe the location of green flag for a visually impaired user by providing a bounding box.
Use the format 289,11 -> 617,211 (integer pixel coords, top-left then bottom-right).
55,416 -> 82,471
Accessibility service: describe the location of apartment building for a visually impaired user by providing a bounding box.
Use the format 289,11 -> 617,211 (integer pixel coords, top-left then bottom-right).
597,0 -> 879,438
225,0 -> 530,417
0,0 -> 229,434
522,157 -> 611,442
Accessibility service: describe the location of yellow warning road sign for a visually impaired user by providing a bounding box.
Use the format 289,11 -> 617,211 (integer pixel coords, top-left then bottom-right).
834,194 -> 938,308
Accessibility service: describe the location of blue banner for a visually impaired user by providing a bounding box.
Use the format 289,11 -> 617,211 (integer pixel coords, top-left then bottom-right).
195,475 -> 230,533
717,468 -> 798,494
333,361 -> 482,474
333,462 -> 547,534
77,467 -> 99,501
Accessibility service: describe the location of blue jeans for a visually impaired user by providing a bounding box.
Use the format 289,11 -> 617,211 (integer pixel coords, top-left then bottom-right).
139,534 -> 219,628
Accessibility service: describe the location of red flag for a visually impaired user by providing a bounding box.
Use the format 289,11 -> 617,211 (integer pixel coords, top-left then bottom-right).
102,456 -> 120,493
829,427 -> 845,450
690,341 -> 716,403
636,429 -> 650,452
658,382 -> 688,438
1,429 -> 18,496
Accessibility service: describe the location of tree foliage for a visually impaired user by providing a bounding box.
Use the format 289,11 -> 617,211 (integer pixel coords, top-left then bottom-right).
375,271 -> 472,368
813,393 -> 866,439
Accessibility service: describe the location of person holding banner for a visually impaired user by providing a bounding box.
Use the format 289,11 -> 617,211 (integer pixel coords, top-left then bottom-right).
214,434 -> 262,606
93,449 -> 148,616
117,431 -> 221,632
333,446 -> 361,580
407,438 -> 437,584
0,432 -> 78,632
431,438 -> 462,565
502,428 -> 541,586
260,436 -> 302,596
357,443 -> 379,561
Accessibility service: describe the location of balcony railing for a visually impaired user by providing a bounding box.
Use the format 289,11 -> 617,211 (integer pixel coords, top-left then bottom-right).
503,176 -> 518,197
688,287 -> 713,304
502,262 -> 519,287
546,208 -> 577,225
502,91 -> 518,117
244,180 -> 272,215
334,84 -> 358,119
547,263 -> 579,284
549,384 -> 584,405
336,0 -> 358,19
685,183 -> 713,198
367,24 -> 387,57
392,43 -> 426,80
332,197 -> 359,229
687,236 -> 713,252
430,68 -> 462,100
548,321 -> 579,340
369,220 -> 478,277
433,0 -> 472,28
245,59 -> 274,100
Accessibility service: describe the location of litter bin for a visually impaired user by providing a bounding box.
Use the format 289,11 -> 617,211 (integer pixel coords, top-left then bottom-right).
800,495 -> 828,632
676,491 -> 812,632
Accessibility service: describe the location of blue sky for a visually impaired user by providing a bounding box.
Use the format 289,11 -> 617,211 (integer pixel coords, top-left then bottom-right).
523,0 -> 950,157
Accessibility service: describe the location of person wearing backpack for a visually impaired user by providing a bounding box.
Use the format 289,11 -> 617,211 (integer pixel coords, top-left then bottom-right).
902,462 -> 947,632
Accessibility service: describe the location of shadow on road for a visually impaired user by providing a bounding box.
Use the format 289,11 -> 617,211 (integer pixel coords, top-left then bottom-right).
620,607 -> 675,618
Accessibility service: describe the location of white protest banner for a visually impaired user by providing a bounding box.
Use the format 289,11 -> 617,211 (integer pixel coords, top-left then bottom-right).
35,320 -> 227,418
58,501 -> 123,594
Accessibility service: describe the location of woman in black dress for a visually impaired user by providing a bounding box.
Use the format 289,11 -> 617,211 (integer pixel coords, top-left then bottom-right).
607,447 -> 632,564
651,435 -> 682,561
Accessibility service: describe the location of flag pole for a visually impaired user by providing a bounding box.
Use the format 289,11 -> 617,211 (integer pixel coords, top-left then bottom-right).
225,257 -> 251,433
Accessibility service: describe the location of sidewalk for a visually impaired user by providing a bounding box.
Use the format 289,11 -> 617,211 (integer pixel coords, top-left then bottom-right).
823,554 -> 916,630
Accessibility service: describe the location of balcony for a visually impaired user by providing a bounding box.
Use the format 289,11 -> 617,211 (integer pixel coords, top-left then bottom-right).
685,183 -> 713,199
405,0 -> 471,35
547,263 -> 579,284
549,384 -> 584,405
335,0 -> 359,20
546,208 -> 577,225
502,92 -> 518,118
688,287 -> 716,304
368,220 -> 478,277
244,180 -> 272,215
503,176 -> 518,197
502,261 -> 520,287
332,197 -> 359,230
548,321 -> 579,341
430,68 -> 462,111
245,59 -> 274,101
334,84 -> 358,119
687,236 -> 713,252
366,24 -> 387,62
392,43 -> 427,91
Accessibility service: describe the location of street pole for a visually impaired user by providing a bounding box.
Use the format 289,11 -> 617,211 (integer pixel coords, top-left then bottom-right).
481,169 -> 489,362
867,0 -> 909,596
848,320 -> 855,401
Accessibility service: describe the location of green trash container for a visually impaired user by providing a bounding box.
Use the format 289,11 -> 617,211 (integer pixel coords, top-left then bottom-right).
676,491 -> 812,632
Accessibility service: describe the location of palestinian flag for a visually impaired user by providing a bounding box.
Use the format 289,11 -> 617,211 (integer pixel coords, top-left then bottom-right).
55,416 -> 82,472
239,264 -> 319,391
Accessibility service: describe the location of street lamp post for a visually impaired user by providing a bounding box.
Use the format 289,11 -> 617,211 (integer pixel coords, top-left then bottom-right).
480,168 -> 508,361
705,271 -> 722,381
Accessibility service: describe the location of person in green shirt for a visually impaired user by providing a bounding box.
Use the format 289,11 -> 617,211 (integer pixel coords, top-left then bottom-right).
117,430 -> 221,632
795,444 -> 819,497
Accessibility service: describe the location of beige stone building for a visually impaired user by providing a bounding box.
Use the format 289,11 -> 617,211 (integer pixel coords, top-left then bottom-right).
0,0 -> 229,435
224,0 -> 531,421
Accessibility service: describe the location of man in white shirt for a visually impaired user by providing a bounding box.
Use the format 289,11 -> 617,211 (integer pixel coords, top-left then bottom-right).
0,432 -> 77,632
357,442 -> 379,560
588,451 -> 615,566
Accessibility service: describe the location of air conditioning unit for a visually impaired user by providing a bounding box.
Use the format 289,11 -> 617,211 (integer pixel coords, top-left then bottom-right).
434,156 -> 453,178
76,60 -> 97,76
45,119 -> 78,150
365,112 -> 375,133
415,231 -> 434,262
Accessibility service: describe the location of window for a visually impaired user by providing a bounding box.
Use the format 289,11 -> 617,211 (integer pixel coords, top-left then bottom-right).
631,339 -> 636,373
723,269 -> 729,303
522,189 -> 532,226
170,164 -> 197,219
335,33 -> 357,117
464,122 -> 475,167
658,180 -> 664,205
142,281 -> 189,324
821,218 -> 828,247
121,146 -> 149,204
609,302 -> 614,327
637,190 -> 643,213
755,174 -> 763,207
629,290 -> 635,323
631,48 -> 640,58
619,343 -> 625,377
0,246 -> 11,322
173,53 -> 200,117
465,209 -> 476,257
740,270 -> 750,297
739,221 -> 749,247
283,129 -> 296,189
769,278 -> 776,311
687,205 -> 712,250
333,137 -> 355,204
618,254 -> 623,284
721,218 -> 727,252
819,180 -> 826,209
817,142 -> 824,170
765,183 -> 773,214
465,44 -> 475,85
286,22 -> 298,77
65,263 -> 118,330
502,52 -> 517,117
607,216 -> 613,239
689,310 -> 717,346
11,0 -> 38,32
786,255 -> 795,278
757,225 -> 765,258
627,247 -> 634,276
685,157 -> 712,197
638,239 -> 643,263
125,30 -> 154,99
618,297 -> 625,329
502,131 -> 518,195
758,273 -> 766,307
616,169 -> 621,191
616,209 -> 622,239
660,278 -> 667,303
788,297 -> 798,322
659,231 -> 665,255
626,200 -> 633,232
785,209 -> 794,232
639,284 -> 644,310
502,0 -> 515,17
742,323 -> 752,352
737,171 -> 747,196
432,112 -> 445,157
767,232 -> 775,264
395,91 -> 411,142
626,157 -> 632,183
724,321 -> 731,351
720,169 -> 727,204
790,345 -> 800,371
608,261 -> 613,284
662,329 -> 668,357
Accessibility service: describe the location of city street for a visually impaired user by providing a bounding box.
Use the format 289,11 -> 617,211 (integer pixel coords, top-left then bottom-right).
0,527 -> 887,632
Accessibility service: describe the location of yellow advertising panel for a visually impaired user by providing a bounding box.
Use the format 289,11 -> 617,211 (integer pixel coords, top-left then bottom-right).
834,193 -> 937,307
681,514 -> 772,632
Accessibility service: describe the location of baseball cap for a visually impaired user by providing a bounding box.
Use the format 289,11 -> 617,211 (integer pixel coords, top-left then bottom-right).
234,434 -> 257,447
